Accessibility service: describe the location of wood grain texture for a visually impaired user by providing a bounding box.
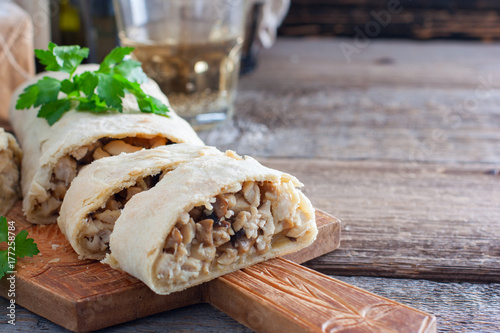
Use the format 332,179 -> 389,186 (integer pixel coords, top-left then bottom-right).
209,258 -> 436,333
279,0 -> 500,40
280,5 -> 500,40
0,203 -> 341,332
2,277 -> 498,332
254,159 -> 500,282
197,38 -> 500,284
281,0 -> 500,10
201,40 -> 500,165
202,85 -> 500,164
232,39 -> 500,89
334,276 -> 500,333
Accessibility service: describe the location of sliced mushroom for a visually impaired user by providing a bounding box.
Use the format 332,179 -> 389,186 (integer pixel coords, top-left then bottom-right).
126,186 -> 143,200
213,227 -> 231,247
150,137 -> 167,148
243,181 -> 260,207
214,195 -> 228,218
54,156 -> 77,185
103,140 -> 142,155
181,257 -> 202,272
38,196 -> 61,217
105,197 -> 122,210
52,182 -> 67,200
164,228 -> 183,254
93,147 -> 111,160
233,211 -> 250,232
217,248 -> 238,266
180,219 -> 196,244
196,219 -> 214,246
93,209 -> 121,224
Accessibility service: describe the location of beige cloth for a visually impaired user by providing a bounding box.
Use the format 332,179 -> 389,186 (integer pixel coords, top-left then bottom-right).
0,2 -> 34,121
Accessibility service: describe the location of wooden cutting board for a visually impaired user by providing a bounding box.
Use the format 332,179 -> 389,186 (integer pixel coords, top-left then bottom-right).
0,202 -> 435,332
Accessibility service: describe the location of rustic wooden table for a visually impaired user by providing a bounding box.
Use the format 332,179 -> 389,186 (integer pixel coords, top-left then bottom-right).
1,37 -> 499,332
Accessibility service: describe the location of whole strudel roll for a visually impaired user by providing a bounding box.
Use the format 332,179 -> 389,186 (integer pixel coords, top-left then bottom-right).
103,151 -> 317,295
9,65 -> 203,224
58,144 -> 221,260
0,128 -> 22,215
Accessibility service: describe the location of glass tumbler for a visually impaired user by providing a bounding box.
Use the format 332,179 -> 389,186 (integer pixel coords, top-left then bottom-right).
113,0 -> 246,130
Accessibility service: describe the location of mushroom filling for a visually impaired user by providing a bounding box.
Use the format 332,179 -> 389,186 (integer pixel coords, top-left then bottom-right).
156,180 -> 311,283
36,136 -> 171,219
0,145 -> 20,206
83,172 -> 164,254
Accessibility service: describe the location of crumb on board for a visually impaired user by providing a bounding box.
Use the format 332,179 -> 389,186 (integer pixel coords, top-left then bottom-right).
48,258 -> 60,263
51,244 -> 60,250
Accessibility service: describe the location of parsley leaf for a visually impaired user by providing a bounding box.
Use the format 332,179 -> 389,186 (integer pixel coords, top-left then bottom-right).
96,73 -> 125,111
34,47 -> 60,72
0,217 -> 7,243
138,95 -> 170,115
77,94 -> 108,113
15,77 -> 61,110
37,99 -> 72,125
35,42 -> 89,76
77,71 -> 99,96
14,230 -> 40,259
113,60 -> 148,83
35,77 -> 62,106
15,84 -> 38,109
0,251 -> 9,280
52,43 -> 89,76
0,216 -> 40,279
60,79 -> 75,94
98,46 -> 135,73
15,43 -> 170,124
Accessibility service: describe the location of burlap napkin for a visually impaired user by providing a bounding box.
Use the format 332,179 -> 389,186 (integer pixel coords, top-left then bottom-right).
0,1 -> 34,121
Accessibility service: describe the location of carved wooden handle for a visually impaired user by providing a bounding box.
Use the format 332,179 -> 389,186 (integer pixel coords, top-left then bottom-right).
208,258 -> 436,333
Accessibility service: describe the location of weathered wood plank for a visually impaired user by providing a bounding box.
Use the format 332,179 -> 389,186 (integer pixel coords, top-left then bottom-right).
200,86 -> 500,164
233,38 -> 500,88
199,39 -> 500,165
334,276 -> 500,333
280,0 -> 500,39
280,7 -> 500,40
209,258 -> 435,333
255,158 -> 500,282
2,277 -> 498,333
199,39 -> 500,283
284,0 -> 500,10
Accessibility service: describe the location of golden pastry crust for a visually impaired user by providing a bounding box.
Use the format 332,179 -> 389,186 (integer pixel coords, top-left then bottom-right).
103,151 -> 317,295
9,65 -> 203,224
58,144 -> 222,260
0,128 -> 22,215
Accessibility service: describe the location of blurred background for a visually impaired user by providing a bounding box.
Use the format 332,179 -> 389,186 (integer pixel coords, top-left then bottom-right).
279,0 -> 500,40
10,0 -> 500,71
3,0 -> 500,123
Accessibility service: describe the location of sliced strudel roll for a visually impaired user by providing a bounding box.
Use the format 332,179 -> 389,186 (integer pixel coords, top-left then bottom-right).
58,144 -> 221,260
103,151 -> 317,295
0,128 -> 22,215
9,65 -> 203,224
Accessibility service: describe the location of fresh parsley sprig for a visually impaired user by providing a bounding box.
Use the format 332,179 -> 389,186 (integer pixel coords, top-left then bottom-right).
0,216 -> 40,279
16,42 -> 170,125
